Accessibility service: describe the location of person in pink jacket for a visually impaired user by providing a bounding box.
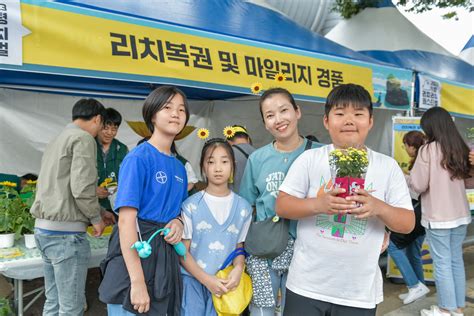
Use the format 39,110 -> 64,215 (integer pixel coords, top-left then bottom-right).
408,107 -> 472,316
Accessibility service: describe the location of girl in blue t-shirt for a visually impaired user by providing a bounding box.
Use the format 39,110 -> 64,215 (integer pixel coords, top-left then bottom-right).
99,86 -> 190,316
180,138 -> 252,315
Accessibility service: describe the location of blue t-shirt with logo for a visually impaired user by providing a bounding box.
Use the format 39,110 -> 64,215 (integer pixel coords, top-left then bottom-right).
114,142 -> 188,223
239,139 -> 321,237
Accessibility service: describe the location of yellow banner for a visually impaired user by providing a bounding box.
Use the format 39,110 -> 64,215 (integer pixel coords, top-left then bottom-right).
391,117 -> 421,173
20,3 -> 373,99
441,82 -> 474,118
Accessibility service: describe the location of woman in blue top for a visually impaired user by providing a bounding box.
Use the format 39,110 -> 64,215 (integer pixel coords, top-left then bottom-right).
239,87 -> 321,315
99,86 -> 190,316
180,138 -> 252,315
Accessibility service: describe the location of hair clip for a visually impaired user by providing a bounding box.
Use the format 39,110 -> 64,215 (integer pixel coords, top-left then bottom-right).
196,128 -> 210,140
223,126 -> 235,139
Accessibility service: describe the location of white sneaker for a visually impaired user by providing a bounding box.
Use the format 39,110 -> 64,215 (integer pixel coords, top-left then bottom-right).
403,282 -> 430,304
399,291 -> 408,300
420,305 -> 450,316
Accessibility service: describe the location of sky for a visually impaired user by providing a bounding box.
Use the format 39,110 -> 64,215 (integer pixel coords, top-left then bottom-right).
396,5 -> 473,55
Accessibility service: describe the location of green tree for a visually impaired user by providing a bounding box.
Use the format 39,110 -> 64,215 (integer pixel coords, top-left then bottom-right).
333,0 -> 472,20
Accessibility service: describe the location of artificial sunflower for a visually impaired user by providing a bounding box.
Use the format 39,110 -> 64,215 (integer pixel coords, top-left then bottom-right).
0,181 -> 17,188
275,73 -> 286,83
250,82 -> 263,95
223,126 -> 235,139
99,177 -> 113,188
197,128 -> 210,140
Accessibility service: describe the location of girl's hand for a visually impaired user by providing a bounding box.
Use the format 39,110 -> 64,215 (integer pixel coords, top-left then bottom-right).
130,280 -> 150,314
163,218 -> 184,245
204,275 -> 229,297
222,265 -> 243,291
345,189 -> 383,219
316,188 -> 357,215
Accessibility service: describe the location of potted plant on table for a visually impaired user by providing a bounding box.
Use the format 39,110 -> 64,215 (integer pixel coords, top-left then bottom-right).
329,147 -> 369,198
0,181 -> 36,249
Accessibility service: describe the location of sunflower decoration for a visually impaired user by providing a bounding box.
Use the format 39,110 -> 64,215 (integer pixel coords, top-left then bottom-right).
223,126 -> 236,139
0,181 -> 17,188
250,82 -> 263,95
197,128 -> 210,140
274,72 -> 286,83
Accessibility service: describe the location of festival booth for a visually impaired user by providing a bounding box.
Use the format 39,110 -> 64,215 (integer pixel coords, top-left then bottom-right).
326,0 -> 474,282
0,3 -> 415,312
0,0 -> 414,176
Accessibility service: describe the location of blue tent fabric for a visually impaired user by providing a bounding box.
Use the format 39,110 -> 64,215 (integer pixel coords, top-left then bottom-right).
362,50 -> 474,85
0,0 -> 394,99
461,35 -> 474,52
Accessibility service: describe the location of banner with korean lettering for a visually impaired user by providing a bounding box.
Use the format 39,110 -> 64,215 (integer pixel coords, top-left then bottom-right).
418,74 -> 474,119
1,1 -> 412,108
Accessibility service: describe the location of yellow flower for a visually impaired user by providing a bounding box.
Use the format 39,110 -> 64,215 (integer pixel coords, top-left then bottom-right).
197,128 -> 210,140
223,126 -> 235,139
99,178 -> 113,188
26,180 -> 37,185
250,82 -> 263,95
274,73 -> 286,83
0,181 -> 17,188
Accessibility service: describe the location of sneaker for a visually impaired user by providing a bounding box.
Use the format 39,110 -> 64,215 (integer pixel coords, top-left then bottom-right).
398,291 -> 409,300
420,305 -> 450,316
403,282 -> 430,304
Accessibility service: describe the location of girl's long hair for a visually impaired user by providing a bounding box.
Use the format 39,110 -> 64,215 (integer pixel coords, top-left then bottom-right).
403,131 -> 426,170
420,107 -> 470,180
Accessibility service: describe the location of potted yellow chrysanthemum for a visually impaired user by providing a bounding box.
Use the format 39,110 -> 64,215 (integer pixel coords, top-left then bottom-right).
0,181 -> 36,248
329,147 -> 369,198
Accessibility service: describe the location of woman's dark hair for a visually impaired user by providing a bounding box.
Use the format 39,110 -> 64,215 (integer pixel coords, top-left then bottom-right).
142,86 -> 190,134
199,138 -> 235,183
258,88 -> 297,121
20,173 -> 38,181
402,131 -> 426,170
324,84 -> 373,117
103,108 -> 123,127
420,107 -> 470,180
72,98 -> 106,121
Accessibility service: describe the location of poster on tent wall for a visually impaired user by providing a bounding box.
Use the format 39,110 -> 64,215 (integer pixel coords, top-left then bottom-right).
0,0 -> 411,109
418,74 -> 474,119
388,116 -> 434,282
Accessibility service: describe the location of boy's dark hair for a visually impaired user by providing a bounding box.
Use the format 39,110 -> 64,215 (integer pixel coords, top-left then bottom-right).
103,108 -> 122,127
420,107 -> 470,180
72,98 -> 106,121
228,125 -> 252,144
142,86 -> 190,134
402,131 -> 426,170
200,138 -> 235,182
259,87 -> 297,120
20,173 -> 38,181
324,84 -> 373,117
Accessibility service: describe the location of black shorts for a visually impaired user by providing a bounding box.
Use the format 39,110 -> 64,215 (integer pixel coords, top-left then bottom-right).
284,289 -> 377,316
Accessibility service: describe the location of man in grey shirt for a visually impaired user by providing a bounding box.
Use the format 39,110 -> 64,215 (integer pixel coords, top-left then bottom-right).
228,125 -> 255,194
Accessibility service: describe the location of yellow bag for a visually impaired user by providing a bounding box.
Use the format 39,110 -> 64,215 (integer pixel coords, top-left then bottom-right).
212,249 -> 252,316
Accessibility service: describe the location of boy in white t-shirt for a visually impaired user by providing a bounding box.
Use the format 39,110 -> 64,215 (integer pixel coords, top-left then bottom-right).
275,84 -> 415,316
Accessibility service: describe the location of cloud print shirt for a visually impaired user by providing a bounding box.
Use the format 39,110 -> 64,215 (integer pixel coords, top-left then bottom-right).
181,191 -> 251,275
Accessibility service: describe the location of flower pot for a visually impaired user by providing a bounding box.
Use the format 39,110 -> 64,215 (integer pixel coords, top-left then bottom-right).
0,233 -> 15,248
24,233 -> 36,249
334,177 -> 365,198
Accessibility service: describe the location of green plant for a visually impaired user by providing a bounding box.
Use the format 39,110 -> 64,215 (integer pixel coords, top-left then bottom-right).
0,182 -> 36,237
0,297 -> 12,316
466,127 -> 474,140
329,147 -> 369,178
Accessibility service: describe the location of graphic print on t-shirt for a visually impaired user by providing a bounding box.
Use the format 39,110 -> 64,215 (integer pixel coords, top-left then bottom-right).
265,171 -> 285,198
314,176 -> 373,244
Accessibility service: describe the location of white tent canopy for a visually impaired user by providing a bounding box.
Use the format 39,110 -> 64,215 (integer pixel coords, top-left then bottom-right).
0,88 -> 401,177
